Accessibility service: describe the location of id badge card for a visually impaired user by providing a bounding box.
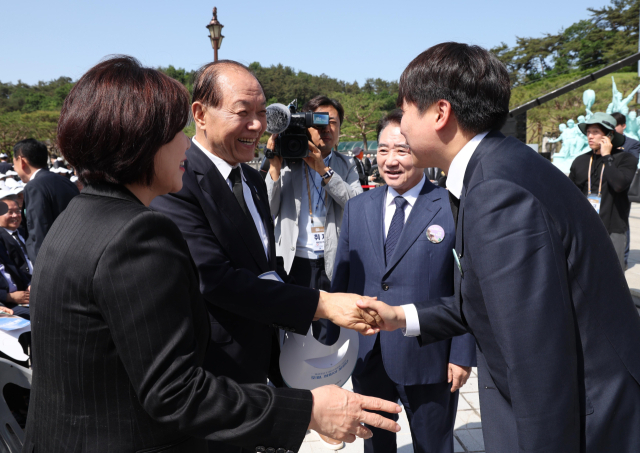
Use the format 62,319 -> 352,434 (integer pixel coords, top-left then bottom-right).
587,195 -> 601,214
311,226 -> 325,252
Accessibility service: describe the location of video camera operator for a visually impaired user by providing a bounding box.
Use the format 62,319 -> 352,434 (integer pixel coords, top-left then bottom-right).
265,96 -> 362,448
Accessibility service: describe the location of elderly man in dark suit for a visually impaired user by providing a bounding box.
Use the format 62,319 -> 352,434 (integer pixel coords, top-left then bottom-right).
332,109 -> 476,453
151,60 -> 390,453
0,195 -> 32,276
13,139 -> 79,261
361,42 -> 640,453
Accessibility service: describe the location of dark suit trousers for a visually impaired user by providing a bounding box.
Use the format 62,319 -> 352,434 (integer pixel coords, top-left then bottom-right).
352,336 -> 458,453
288,256 -> 339,345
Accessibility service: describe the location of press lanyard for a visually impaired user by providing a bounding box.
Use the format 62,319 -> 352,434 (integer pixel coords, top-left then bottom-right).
587,156 -> 605,197
305,164 -> 327,221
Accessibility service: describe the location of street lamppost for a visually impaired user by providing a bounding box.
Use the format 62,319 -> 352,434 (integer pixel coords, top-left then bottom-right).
206,7 -> 224,62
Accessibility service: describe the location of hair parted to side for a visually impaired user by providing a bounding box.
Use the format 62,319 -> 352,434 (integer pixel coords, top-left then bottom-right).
302,96 -> 345,126
397,42 -> 511,134
192,60 -> 263,107
57,55 -> 190,187
377,109 -> 404,141
13,138 -> 49,169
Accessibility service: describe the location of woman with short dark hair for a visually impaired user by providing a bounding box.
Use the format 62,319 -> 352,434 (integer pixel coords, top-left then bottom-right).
22,56 -> 315,453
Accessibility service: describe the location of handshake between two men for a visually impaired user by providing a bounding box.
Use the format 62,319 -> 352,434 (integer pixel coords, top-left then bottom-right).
308,292 -> 406,443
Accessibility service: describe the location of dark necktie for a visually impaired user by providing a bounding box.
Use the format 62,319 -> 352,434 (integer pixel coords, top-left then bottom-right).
229,167 -> 249,218
385,196 -> 408,264
11,231 -> 28,256
449,191 -> 460,229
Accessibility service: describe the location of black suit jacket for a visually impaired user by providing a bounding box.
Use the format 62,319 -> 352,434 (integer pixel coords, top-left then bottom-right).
151,142 -> 319,385
415,131 -> 640,452
23,168 -> 79,261
23,183 -> 312,453
0,162 -> 13,174
0,229 -> 30,276
0,240 -> 29,305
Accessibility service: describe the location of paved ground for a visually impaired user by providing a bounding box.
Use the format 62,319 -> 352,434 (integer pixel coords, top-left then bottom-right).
302,204 -> 640,453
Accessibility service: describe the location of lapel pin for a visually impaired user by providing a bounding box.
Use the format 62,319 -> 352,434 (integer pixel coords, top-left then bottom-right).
426,225 -> 445,244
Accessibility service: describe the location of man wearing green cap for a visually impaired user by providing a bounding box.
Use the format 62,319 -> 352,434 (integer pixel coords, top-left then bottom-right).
569,112 -> 639,269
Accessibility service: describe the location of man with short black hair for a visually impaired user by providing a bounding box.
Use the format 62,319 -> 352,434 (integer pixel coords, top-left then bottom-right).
13,138 -> 79,261
360,42 -> 640,452
0,195 -> 32,276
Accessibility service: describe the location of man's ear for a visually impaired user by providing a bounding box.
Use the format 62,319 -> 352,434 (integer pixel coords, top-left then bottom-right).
192,102 -> 207,130
433,100 -> 454,132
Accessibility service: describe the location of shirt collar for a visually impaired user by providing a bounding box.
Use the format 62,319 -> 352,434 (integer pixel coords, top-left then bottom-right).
192,137 -> 245,182
3,228 -> 16,234
386,174 -> 426,207
29,168 -> 42,182
446,131 -> 489,199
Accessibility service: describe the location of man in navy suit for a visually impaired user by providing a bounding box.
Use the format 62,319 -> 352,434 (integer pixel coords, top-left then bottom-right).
332,109 -> 476,453
360,42 -> 640,452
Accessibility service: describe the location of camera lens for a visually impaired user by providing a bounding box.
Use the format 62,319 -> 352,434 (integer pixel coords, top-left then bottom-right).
288,140 -> 302,154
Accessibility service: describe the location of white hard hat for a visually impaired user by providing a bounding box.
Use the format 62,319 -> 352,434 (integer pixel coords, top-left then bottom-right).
279,327 -> 358,390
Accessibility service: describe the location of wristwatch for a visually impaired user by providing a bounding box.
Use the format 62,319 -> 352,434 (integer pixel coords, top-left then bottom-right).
321,168 -> 335,180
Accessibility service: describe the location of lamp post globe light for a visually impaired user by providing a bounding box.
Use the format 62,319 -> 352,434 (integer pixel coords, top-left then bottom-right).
207,7 -> 224,62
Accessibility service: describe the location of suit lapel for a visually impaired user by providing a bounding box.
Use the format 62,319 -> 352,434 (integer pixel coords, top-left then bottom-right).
384,183 -> 440,274
363,188 -> 386,273
244,172 -> 276,270
189,146 -> 270,273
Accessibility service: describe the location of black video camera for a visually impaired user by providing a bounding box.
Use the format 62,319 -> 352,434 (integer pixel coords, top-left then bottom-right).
265,100 -> 330,159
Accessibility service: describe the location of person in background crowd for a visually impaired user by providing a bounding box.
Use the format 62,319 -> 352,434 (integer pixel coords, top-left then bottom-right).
332,109 -> 476,453
266,95 -> 362,450
363,152 -> 372,176
611,111 -> 640,269
0,154 -> 13,174
0,194 -> 32,277
0,198 -> 30,321
424,167 -> 446,187
353,146 -> 369,190
612,112 -> 640,160
569,112 -> 638,270
13,138 -> 79,261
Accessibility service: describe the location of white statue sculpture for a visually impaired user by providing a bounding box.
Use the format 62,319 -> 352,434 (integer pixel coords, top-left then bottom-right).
548,123 -> 569,157
606,76 -> 640,116
625,110 -> 640,141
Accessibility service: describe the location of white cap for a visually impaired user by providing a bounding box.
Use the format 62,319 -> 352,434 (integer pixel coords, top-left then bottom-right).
56,157 -> 64,161
4,178 -> 18,188
0,154 -> 7,159
70,176 -> 78,183
5,170 -> 17,177
10,186 -> 23,195
278,327 -> 358,390
0,189 -> 15,200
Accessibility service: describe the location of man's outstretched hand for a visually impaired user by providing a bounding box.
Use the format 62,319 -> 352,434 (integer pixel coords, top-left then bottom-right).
309,385 -> 402,443
315,292 -> 383,335
355,298 -> 407,332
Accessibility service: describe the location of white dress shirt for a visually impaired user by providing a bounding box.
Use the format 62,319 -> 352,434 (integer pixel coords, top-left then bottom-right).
384,174 -> 425,239
402,132 -> 489,337
3,228 -> 32,274
28,168 -> 42,182
192,138 -> 270,260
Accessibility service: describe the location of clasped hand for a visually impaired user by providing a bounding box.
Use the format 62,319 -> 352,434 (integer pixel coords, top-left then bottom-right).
315,293 -> 407,335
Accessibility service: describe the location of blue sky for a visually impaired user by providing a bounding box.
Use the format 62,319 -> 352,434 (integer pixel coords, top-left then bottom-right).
1,0 -> 612,85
